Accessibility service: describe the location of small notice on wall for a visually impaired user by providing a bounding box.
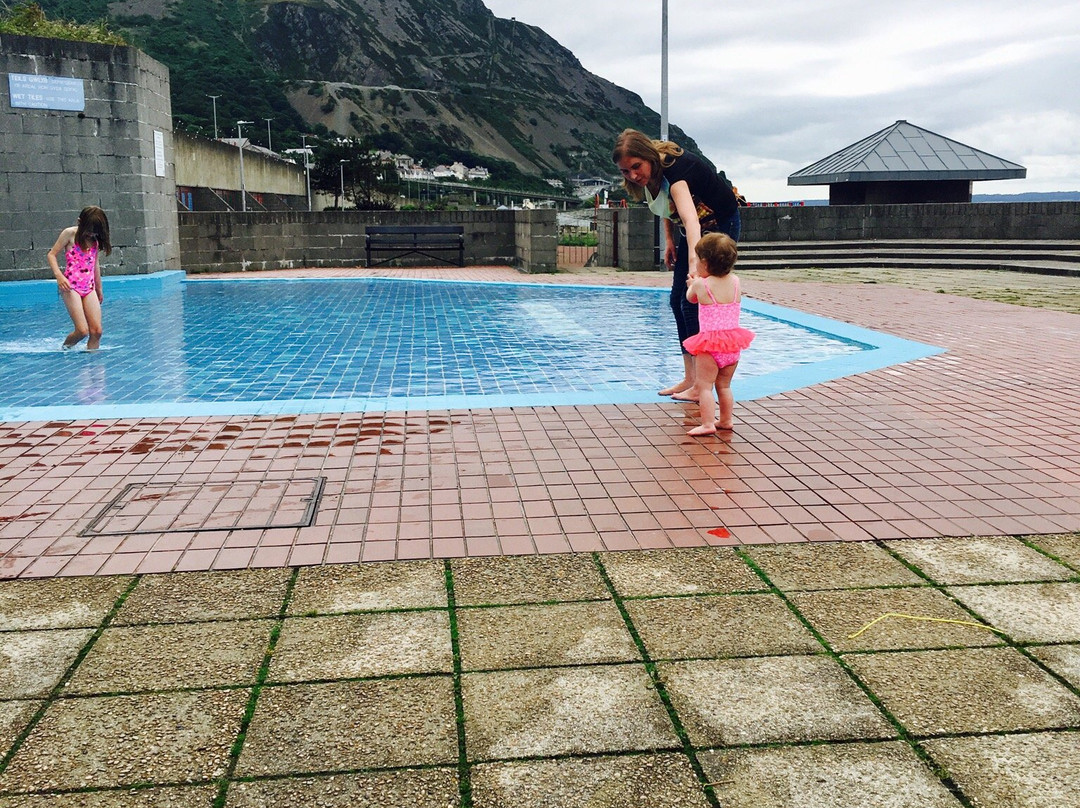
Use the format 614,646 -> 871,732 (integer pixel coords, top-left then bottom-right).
154,130 -> 166,177
8,73 -> 85,111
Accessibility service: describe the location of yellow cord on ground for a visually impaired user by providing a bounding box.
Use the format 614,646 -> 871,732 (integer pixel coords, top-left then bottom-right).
847,612 -> 1007,639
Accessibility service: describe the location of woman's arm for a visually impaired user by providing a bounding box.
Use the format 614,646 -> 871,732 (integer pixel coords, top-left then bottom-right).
663,218 -> 677,267
47,227 -> 75,292
669,180 -> 702,277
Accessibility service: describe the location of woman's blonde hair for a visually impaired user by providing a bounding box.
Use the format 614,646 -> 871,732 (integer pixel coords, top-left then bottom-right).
612,128 -> 683,201
695,232 -> 738,277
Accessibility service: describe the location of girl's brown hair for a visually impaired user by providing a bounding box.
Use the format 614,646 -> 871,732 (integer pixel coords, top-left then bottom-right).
612,128 -> 684,201
695,232 -> 738,277
75,206 -> 111,255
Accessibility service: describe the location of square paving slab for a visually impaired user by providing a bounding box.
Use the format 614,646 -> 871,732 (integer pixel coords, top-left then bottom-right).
947,582 -> 1080,643
451,554 -> 609,605
456,601 -> 639,670
0,628 -> 92,698
884,537 -> 1075,585
462,664 -> 677,760
658,655 -> 893,746
1030,643 -> 1080,689
1026,533 -> 1080,571
236,676 -> 457,776
624,593 -> 819,660
924,731 -> 1080,808
0,689 -> 248,792
288,559 -> 448,614
743,542 -> 923,590
470,753 -> 710,808
65,620 -> 273,694
113,568 -> 291,624
0,785 -> 218,807
845,647 -> 1080,736
789,586 -> 1005,652
224,768 -> 460,808
698,741 -> 962,808
268,611 -> 452,681
0,577 -> 129,630
600,548 -> 763,597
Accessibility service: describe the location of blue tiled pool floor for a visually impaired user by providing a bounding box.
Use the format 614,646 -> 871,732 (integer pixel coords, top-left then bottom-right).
0,272 -> 943,421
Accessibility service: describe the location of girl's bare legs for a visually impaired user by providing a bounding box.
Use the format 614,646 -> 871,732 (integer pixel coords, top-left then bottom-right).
714,362 -> 738,430
687,353 -> 719,436
60,289 -> 90,348
82,294 -> 103,350
659,354 -> 695,397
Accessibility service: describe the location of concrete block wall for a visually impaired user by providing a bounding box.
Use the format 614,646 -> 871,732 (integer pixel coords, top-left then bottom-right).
739,201 -> 1080,241
178,210 -> 555,273
0,34 -> 180,281
595,207 -> 660,270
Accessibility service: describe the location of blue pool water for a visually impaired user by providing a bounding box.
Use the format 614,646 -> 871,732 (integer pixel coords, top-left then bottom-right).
0,273 -> 943,420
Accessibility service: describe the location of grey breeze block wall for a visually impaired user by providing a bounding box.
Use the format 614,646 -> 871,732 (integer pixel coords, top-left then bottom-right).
178,209 -> 558,274
0,34 -> 180,281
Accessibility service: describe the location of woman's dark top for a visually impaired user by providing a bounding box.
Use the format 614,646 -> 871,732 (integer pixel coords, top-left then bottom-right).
663,151 -> 738,234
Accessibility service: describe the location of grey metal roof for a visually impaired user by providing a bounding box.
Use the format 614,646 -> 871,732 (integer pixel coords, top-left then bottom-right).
788,120 -> 1026,186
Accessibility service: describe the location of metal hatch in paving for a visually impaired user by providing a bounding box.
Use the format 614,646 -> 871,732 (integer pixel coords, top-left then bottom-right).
81,477 -> 326,537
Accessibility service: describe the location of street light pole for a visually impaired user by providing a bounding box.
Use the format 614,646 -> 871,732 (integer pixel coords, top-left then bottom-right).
263,117 -> 273,153
339,159 -> 350,209
236,120 -> 253,212
207,94 -> 221,139
660,0 -> 668,141
300,134 -> 312,212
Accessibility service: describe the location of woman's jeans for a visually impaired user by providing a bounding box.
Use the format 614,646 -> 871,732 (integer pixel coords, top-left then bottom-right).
670,210 -> 741,353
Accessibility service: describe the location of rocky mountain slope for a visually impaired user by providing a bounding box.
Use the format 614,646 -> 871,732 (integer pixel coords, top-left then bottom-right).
43,0 -> 701,179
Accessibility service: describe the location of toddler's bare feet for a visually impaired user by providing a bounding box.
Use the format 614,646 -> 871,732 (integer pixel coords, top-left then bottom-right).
715,421 -> 734,431
687,425 -> 717,437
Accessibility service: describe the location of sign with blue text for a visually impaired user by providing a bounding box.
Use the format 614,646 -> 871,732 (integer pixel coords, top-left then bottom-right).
8,73 -> 85,111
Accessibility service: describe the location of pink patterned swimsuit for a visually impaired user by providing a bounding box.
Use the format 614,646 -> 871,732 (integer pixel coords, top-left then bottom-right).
682,276 -> 754,368
64,242 -> 98,298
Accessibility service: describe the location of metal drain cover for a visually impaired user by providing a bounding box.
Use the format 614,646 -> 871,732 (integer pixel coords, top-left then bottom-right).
81,477 -> 325,536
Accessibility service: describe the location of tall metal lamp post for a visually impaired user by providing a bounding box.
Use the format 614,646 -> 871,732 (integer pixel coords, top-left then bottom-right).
207,94 -> 221,139
300,134 -> 313,212
236,120 -> 253,212
339,159 -> 350,209
660,0 -> 668,140
263,117 -> 273,153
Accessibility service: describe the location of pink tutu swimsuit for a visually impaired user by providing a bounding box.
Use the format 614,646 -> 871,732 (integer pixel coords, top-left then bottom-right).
64,242 -> 98,298
682,276 -> 754,368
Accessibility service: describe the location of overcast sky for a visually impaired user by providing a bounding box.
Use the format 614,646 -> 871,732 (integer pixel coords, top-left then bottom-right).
484,0 -> 1079,202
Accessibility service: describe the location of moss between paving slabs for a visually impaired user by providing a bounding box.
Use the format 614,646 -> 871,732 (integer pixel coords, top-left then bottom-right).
470,753 -> 710,808
288,560 -> 448,614
600,548 -> 762,597
268,611 -> 453,681
235,677 -> 457,776
845,647 -> 1080,736
698,741 -> 963,808
0,689 -> 248,792
0,785 -> 218,807
0,629 -> 92,698
1031,644 -> 1080,689
884,536 -> 1077,585
743,542 -> 923,590
788,587 -> 1006,652
0,702 -> 38,755
658,656 -> 894,746
462,665 -> 677,760
624,593 -> 819,660
0,577 -> 130,630
923,731 -> 1080,808
451,554 -> 610,605
947,582 -> 1080,643
1026,533 -> 1080,571
225,768 -> 460,808
456,601 -> 640,670
112,569 -> 292,624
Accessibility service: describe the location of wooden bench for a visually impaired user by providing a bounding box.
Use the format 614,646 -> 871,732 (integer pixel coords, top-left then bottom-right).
364,225 -> 465,267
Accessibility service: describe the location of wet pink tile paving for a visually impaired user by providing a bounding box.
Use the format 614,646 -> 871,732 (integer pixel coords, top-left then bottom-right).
1,267 -> 1078,578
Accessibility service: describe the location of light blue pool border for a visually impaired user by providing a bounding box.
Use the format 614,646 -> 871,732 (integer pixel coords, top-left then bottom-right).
1,272 -> 945,421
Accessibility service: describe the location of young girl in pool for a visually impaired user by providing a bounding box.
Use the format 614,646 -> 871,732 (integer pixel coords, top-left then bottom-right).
682,232 -> 754,436
47,206 -> 111,350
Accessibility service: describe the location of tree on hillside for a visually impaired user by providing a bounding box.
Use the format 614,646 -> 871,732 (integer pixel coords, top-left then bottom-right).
309,137 -> 398,210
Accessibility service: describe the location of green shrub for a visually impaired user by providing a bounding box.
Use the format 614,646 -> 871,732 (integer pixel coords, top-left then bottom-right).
0,2 -> 127,44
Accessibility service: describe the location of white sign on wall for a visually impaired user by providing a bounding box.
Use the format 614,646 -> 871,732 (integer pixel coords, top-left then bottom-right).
8,73 -> 85,111
154,130 -> 166,177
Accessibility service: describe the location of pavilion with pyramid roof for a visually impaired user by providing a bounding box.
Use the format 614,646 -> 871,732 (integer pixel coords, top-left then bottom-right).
788,120 -> 1026,205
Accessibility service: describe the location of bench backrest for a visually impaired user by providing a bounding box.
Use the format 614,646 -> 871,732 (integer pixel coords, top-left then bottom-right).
366,225 -> 464,235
